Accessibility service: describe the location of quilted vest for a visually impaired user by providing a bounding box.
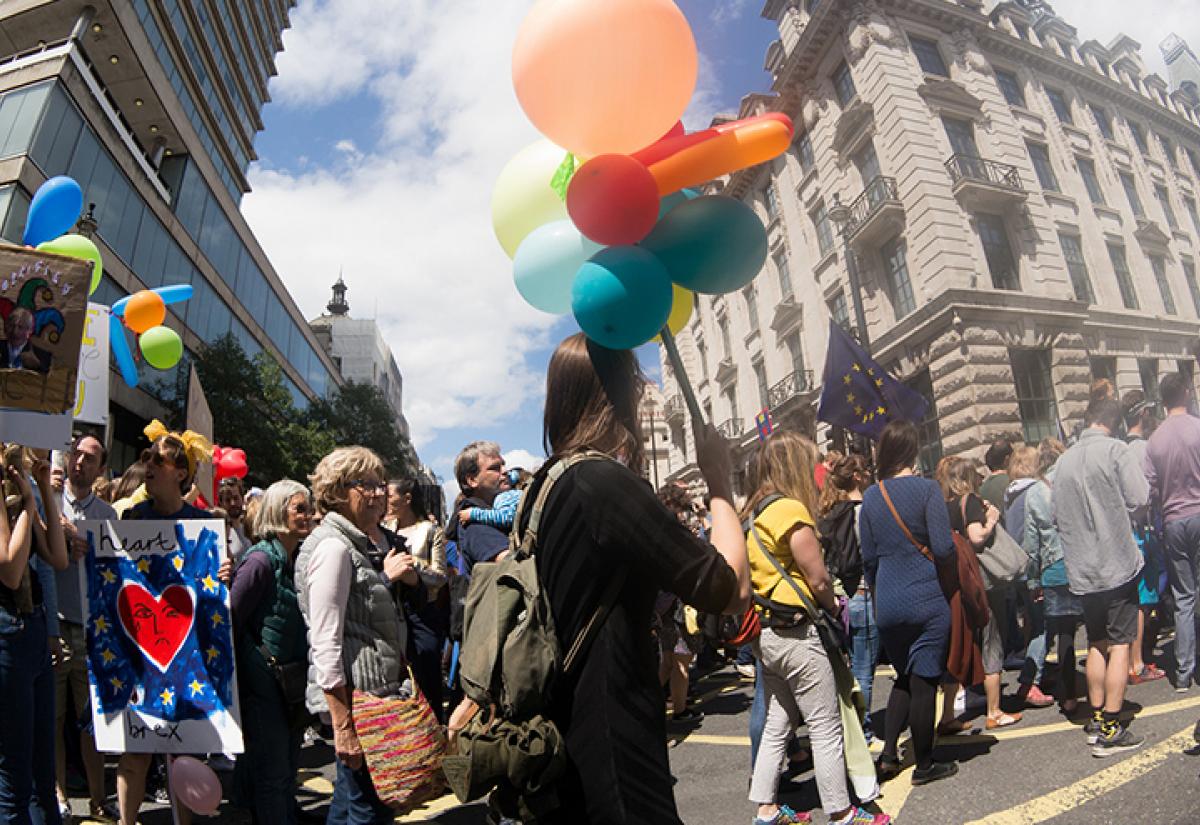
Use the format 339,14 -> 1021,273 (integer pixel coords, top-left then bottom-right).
243,539 -> 307,665
295,512 -> 405,713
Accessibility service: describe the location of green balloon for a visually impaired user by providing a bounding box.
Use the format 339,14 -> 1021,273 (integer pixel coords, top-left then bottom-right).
37,233 -> 103,296
139,325 -> 183,370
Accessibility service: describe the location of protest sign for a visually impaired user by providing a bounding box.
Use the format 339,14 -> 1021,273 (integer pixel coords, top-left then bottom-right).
80,518 -> 243,754
72,303 -> 110,426
186,367 -> 214,503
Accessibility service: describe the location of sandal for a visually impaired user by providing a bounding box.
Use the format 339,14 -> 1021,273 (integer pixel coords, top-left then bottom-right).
1130,664 -> 1167,683
985,712 -> 1022,730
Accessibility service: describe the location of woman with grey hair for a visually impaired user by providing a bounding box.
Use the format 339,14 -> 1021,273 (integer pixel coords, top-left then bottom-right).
230,479 -> 314,824
295,447 -> 420,824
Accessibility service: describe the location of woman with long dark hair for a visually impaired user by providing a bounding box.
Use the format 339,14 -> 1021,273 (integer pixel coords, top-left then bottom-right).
859,421 -> 958,785
528,333 -> 750,823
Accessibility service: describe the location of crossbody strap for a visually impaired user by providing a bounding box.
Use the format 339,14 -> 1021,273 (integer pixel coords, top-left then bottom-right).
879,481 -> 935,565
747,503 -> 822,623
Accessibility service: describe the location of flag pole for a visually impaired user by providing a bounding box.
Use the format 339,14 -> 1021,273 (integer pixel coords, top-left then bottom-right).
660,326 -> 706,425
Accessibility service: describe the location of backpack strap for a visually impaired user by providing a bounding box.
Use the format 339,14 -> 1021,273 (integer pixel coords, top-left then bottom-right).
879,480 -> 935,565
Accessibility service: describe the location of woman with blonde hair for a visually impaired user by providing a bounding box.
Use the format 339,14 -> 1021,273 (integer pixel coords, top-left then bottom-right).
746,431 -> 886,825
295,446 -> 420,824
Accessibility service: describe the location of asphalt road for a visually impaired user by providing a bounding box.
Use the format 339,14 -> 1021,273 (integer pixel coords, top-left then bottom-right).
70,644 -> 1200,824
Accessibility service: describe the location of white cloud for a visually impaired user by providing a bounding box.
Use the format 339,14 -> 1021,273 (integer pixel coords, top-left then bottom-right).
682,50 -> 725,130
244,0 -> 562,449
710,0 -> 751,26
503,448 -> 545,473
1046,1 -> 1199,78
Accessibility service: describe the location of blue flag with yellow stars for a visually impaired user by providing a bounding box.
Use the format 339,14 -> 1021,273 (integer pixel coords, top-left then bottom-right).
84,523 -> 234,723
817,320 -> 928,438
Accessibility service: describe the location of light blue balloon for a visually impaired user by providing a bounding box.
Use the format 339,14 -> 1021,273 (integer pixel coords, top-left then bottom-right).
642,195 -> 768,294
656,187 -> 700,220
513,220 -> 603,315
23,176 -> 83,247
571,246 -> 673,350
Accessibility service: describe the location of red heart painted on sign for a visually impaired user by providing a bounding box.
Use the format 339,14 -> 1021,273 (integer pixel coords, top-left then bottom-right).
117,583 -> 195,672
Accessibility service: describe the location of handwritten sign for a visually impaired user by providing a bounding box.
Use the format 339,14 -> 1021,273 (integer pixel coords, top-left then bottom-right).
79,519 -> 243,754
73,303 -> 109,426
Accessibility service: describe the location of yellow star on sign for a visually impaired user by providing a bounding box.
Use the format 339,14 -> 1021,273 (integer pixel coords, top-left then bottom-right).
205,646 -> 220,663
172,555 -> 184,572
877,406 -> 886,415
867,367 -> 875,375
843,374 -> 852,385
93,615 -> 110,634
159,687 -> 174,706
135,558 -> 150,574
100,568 -> 116,585
100,647 -> 116,665
189,679 -> 204,698
875,378 -> 884,388
846,392 -> 856,404
854,405 -> 864,416
852,363 -> 862,371
210,610 -> 224,627
202,574 -> 219,594
109,676 -> 124,691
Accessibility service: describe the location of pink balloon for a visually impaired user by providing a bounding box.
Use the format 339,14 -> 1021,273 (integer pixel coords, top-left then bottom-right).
170,756 -> 221,816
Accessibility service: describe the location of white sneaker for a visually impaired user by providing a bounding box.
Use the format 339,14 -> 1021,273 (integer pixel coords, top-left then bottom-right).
735,664 -> 756,680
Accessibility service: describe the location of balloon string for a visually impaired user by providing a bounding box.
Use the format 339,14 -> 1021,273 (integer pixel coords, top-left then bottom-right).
659,326 -> 705,426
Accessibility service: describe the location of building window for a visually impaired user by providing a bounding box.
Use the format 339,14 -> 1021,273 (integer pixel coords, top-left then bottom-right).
910,35 -> 949,77
718,316 -> 732,358
995,68 -> 1026,107
703,400 -> 713,422
1180,359 -> 1196,391
829,290 -> 850,331
880,236 -> 917,318
1045,87 -> 1073,124
1139,358 -> 1160,405
833,61 -> 857,107
1010,349 -> 1060,444
1185,196 -> 1200,238
774,249 -> 792,297
786,333 -> 806,378
1090,104 -> 1114,140
1090,356 -> 1116,385
1077,156 -> 1106,205
1188,148 -> 1200,180
696,339 -> 708,379
1027,141 -> 1059,191
1151,255 -> 1177,315
1107,243 -> 1140,309
905,368 -> 943,476
724,383 -> 739,422
1127,119 -> 1149,154
1183,260 -> 1200,317
793,130 -> 814,172
1058,232 -> 1095,303
1160,134 -> 1177,167
1119,171 -> 1144,217
977,213 -> 1020,290
744,286 -> 760,329
753,360 -> 769,409
764,185 -> 780,221
812,202 -> 835,255
1155,184 -> 1180,230
942,116 -> 979,158
854,142 -> 882,186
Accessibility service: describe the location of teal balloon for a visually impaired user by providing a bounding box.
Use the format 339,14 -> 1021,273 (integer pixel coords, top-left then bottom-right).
642,195 -> 768,294
513,220 -> 603,315
572,247 -> 673,350
656,187 -> 700,220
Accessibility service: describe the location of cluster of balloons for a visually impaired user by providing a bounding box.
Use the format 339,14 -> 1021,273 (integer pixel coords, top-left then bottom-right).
492,0 -> 793,350
23,176 -> 193,387
212,444 -> 248,500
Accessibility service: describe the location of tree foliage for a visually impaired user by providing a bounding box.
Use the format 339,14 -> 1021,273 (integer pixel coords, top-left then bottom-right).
191,334 -> 416,487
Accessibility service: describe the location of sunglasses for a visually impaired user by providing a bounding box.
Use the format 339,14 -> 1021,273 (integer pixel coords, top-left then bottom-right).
140,448 -> 183,469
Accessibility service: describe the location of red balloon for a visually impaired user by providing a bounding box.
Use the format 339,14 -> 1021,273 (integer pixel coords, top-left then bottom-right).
212,445 -> 248,481
566,154 -> 660,246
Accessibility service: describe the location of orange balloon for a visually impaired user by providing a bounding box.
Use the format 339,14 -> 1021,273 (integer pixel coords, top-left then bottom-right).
513,0 -> 698,157
124,290 -> 166,335
648,114 -> 794,196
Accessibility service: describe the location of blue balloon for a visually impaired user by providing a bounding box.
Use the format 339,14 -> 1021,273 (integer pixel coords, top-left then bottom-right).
656,187 -> 700,220
513,220 -> 603,315
572,246 -> 673,350
641,195 -> 768,294
23,176 -> 83,247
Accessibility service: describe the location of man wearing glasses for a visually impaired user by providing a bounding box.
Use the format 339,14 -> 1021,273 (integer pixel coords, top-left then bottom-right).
451,441 -> 511,575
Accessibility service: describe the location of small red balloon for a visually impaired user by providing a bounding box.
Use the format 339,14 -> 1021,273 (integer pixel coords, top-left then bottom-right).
566,154 -> 660,246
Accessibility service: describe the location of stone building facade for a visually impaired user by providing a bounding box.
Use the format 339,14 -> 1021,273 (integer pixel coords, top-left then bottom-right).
658,0 -> 1200,488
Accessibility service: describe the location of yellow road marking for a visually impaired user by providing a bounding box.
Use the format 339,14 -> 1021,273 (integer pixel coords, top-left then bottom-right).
301,775 -> 335,794
940,694 -> 1200,745
876,762 -> 915,820
395,791 -> 461,822
964,726 -> 1194,824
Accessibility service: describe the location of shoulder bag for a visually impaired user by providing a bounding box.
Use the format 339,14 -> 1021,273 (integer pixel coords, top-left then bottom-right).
966,495 -> 1026,586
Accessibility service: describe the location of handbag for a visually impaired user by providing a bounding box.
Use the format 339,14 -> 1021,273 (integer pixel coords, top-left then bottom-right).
352,670 -> 447,811
967,496 -> 1026,585
257,644 -> 307,709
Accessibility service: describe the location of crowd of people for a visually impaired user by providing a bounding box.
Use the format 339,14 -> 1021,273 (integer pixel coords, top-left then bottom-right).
2,332 -> 1200,825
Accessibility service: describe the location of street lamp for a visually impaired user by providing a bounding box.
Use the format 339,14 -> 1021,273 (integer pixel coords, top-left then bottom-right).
827,193 -> 871,356
75,202 -> 98,238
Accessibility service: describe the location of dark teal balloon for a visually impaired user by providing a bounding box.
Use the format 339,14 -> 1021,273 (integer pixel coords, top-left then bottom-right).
642,195 -> 768,294
656,187 -> 700,220
571,246 -> 673,350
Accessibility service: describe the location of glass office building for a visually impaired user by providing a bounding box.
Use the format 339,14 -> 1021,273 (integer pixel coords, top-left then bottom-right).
0,1 -> 338,466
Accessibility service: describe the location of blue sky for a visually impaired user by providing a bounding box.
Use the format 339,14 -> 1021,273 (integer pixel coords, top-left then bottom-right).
241,0 -> 780,495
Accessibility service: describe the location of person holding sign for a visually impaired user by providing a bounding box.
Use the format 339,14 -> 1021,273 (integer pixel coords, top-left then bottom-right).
0,448 -> 69,825
116,422 -> 212,825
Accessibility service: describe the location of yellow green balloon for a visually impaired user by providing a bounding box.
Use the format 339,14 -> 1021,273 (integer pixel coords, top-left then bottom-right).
37,233 -> 103,295
139,324 -> 183,369
653,284 -> 694,342
491,139 -> 571,258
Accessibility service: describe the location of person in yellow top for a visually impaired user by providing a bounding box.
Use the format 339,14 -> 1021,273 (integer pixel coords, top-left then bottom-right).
743,430 -> 887,825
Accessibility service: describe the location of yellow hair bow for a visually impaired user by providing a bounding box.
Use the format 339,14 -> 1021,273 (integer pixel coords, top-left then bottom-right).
144,419 -> 214,479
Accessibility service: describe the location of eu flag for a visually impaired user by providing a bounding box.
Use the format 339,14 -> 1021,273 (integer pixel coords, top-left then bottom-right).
816,320 -> 928,438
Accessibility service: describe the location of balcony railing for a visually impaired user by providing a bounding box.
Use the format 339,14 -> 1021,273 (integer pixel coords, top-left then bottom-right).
717,419 -> 742,440
944,154 -> 1022,191
843,176 -> 900,238
767,370 -> 815,410
664,395 -> 685,420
